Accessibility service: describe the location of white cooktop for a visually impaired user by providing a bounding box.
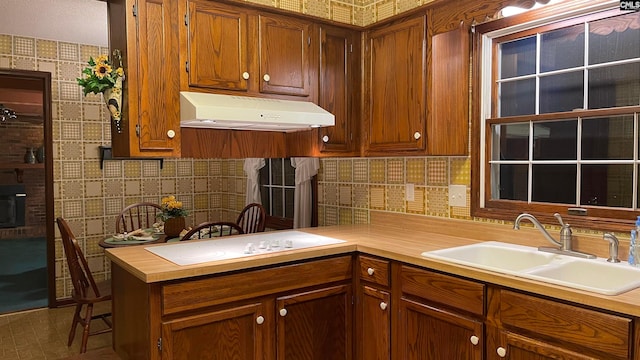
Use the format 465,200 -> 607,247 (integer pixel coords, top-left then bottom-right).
145,231 -> 345,266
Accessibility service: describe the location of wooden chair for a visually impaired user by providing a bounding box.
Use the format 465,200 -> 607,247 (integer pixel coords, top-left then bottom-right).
115,202 -> 161,234
180,221 -> 244,241
56,218 -> 112,354
236,203 -> 266,234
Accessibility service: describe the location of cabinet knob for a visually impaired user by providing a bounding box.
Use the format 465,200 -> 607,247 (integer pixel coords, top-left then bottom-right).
367,267 -> 375,276
167,130 -> 176,139
263,74 -> 270,82
496,347 -> 506,357
322,135 -> 329,143
279,308 -> 287,317
379,302 -> 388,310
469,335 -> 479,345
413,132 -> 421,140
256,316 -> 264,325
242,71 -> 250,80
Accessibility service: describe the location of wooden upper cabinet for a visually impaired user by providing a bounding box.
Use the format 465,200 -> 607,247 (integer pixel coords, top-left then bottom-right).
428,23 -> 470,155
318,25 -> 360,156
186,1 -> 249,91
258,14 -> 313,97
365,15 -> 427,155
108,0 -> 181,158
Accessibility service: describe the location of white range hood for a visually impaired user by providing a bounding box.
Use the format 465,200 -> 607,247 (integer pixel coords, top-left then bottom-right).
180,92 -> 335,132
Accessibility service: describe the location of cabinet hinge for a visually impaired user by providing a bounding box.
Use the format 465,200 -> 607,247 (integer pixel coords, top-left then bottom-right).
308,36 -> 311,46
132,3 -> 137,17
350,44 -> 353,53
135,124 -> 140,137
185,61 -> 190,73
184,13 -> 189,27
157,338 -> 162,351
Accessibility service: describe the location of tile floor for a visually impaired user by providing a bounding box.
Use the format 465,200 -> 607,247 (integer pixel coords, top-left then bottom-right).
0,303 -> 112,360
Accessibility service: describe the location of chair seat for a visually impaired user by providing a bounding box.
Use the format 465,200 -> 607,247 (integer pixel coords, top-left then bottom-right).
73,279 -> 112,304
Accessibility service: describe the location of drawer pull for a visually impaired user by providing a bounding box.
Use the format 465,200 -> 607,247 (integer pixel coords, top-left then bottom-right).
167,130 -> 176,139
242,71 -> 250,80
263,74 -> 270,82
367,267 -> 375,276
497,347 -> 506,357
469,335 -> 479,345
279,308 -> 288,317
379,302 -> 387,311
256,316 -> 264,325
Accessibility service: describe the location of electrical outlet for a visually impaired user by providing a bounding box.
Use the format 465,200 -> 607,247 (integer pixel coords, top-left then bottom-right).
449,185 -> 467,207
405,183 -> 415,201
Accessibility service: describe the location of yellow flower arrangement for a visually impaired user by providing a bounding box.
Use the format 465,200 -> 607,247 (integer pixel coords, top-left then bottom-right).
76,52 -> 125,96
158,195 -> 189,221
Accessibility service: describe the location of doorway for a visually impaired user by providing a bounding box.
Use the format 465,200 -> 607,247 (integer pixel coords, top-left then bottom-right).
0,69 -> 54,314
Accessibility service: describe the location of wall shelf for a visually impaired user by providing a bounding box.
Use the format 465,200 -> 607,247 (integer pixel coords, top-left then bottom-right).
99,146 -> 164,169
0,162 -> 45,183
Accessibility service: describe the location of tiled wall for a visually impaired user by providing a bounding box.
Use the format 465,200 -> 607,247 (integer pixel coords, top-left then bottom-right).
242,0 -> 436,26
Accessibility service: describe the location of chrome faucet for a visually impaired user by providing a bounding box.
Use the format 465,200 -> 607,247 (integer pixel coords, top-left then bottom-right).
513,213 -> 596,259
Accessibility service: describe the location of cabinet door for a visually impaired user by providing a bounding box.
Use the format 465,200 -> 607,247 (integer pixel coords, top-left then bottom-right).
428,24 -> 469,155
397,297 -> 483,360
161,302 -> 268,360
487,330 -> 597,360
133,0 -> 181,155
276,284 -> 352,360
365,15 -> 426,154
359,286 -> 390,360
258,14 -> 311,97
186,1 -> 249,91
318,25 -> 360,155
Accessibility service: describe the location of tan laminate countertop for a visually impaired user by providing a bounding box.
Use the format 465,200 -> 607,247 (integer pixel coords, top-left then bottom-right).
105,214 -> 640,318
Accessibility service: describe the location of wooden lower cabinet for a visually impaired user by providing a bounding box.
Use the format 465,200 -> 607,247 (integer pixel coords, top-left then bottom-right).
397,295 -> 483,359
112,255 -> 352,360
161,301 -> 270,359
359,286 -> 390,360
277,285 -> 352,359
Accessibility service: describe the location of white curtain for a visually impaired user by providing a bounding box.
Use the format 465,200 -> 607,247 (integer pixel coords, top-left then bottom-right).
244,158 -> 265,205
291,157 -> 319,228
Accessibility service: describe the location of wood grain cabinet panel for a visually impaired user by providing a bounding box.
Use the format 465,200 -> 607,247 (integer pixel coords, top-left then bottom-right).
365,15 -> 427,154
359,286 -> 390,360
185,1 -> 249,91
358,255 -> 390,287
276,285 -> 353,359
108,0 -> 181,158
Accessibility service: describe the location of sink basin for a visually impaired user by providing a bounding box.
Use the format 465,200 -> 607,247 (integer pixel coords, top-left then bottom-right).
525,259 -> 640,295
422,241 -> 640,295
422,241 -> 559,273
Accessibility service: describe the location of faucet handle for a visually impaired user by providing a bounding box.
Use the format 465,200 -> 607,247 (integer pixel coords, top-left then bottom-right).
553,213 -> 567,227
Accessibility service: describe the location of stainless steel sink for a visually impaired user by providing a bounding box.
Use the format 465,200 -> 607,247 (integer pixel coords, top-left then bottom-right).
422,241 -> 640,295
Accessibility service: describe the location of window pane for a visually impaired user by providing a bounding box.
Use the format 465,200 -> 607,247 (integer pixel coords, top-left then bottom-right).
272,187 -> 284,217
540,25 -> 584,73
285,189 -> 295,218
582,115 -> 634,160
492,123 -> 529,160
539,71 -> 584,113
533,120 -> 577,160
532,164 -> 576,204
588,62 -> 640,109
500,36 -> 536,78
589,13 -> 640,65
260,188 -> 271,214
581,164 -> 633,207
493,164 -> 528,201
271,158 -> 283,185
284,160 -> 295,186
500,79 -> 536,116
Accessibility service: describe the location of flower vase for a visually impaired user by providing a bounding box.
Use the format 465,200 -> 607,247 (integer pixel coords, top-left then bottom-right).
24,147 -> 36,164
164,217 -> 186,238
103,76 -> 123,133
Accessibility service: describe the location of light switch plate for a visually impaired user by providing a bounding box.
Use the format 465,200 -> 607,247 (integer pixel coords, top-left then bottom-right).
449,185 -> 466,207
405,183 -> 415,201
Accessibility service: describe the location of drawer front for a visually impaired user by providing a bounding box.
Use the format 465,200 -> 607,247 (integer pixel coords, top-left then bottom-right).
358,255 -> 390,287
499,290 -> 631,359
162,256 -> 352,316
401,264 -> 484,316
